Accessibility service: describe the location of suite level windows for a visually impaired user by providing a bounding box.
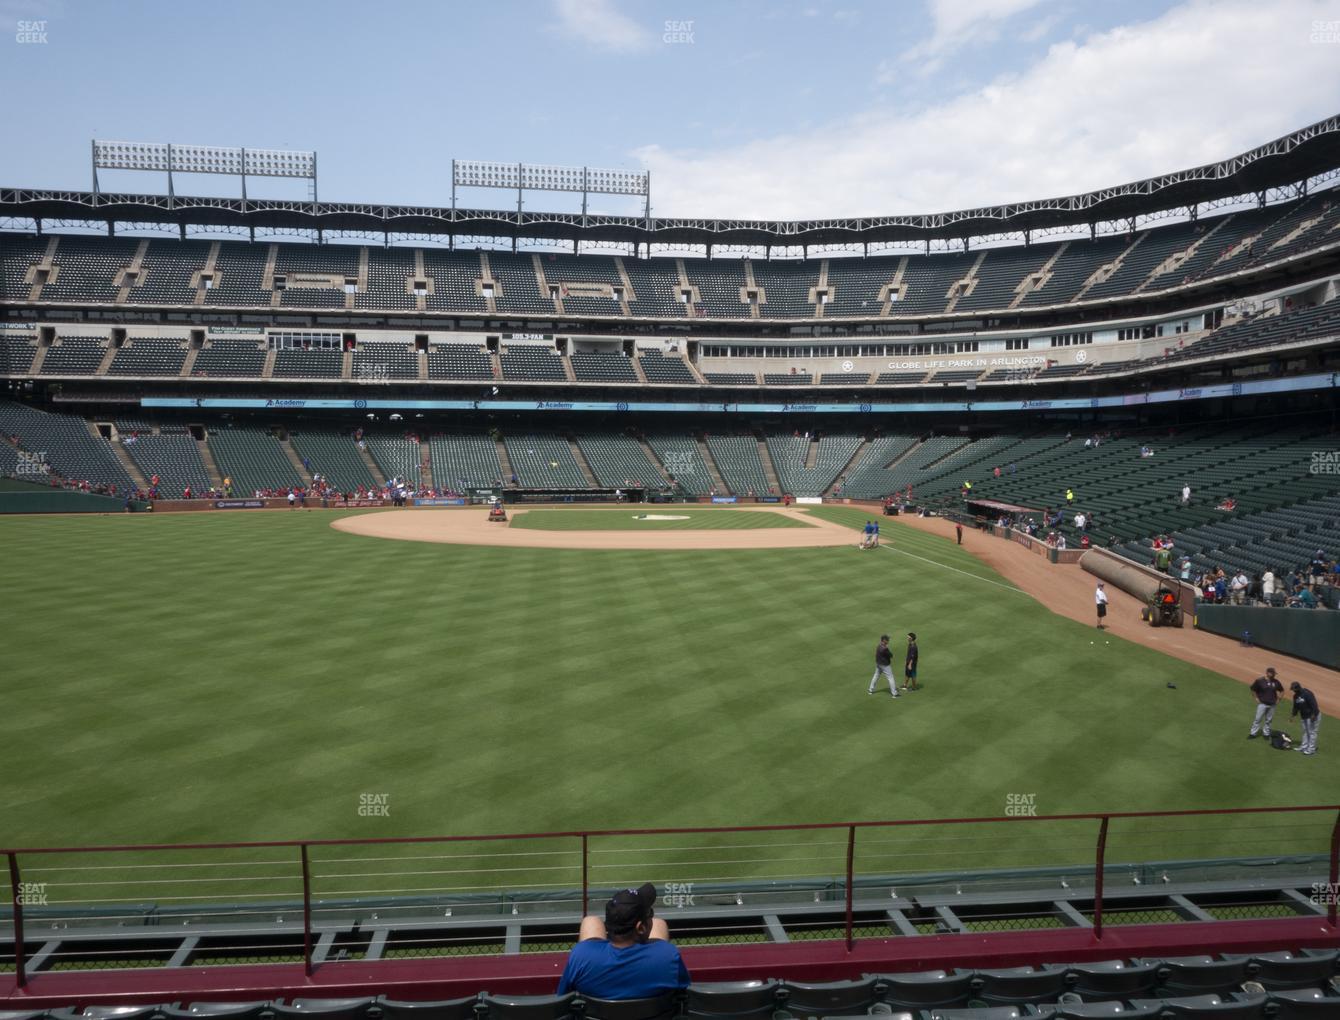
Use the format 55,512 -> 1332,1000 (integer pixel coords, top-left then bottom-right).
268,331 -> 341,350
1004,338 -> 1030,351
1049,331 -> 1093,347
698,340 -> 979,358
1116,325 -> 1162,341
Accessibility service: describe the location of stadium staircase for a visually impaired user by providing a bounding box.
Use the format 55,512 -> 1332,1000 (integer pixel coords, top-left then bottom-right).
281,437 -> 314,486
612,256 -> 637,316
100,424 -> 149,489
262,347 -> 277,378
94,343 -> 117,376
1139,217 -> 1231,292
1010,241 -> 1068,307
478,252 -> 498,315
114,240 -> 150,304
341,349 -> 353,380
198,438 -> 224,491
756,436 -> 781,493
880,256 -> 909,315
179,344 -> 200,377
25,237 -> 57,302
494,436 -> 514,485
943,251 -> 986,314
413,248 -> 427,314
813,258 -> 829,318
532,254 -> 562,316
567,436 -> 599,486
827,436 -> 873,495
419,444 -> 433,489
27,342 -> 48,375
1074,232 -> 1145,302
263,243 -> 280,309
356,443 -> 386,486
636,437 -> 675,487
192,242 -> 221,305
696,435 -> 730,493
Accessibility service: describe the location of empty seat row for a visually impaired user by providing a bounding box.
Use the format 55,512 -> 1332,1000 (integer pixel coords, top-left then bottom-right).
10,953 -> 1338,1020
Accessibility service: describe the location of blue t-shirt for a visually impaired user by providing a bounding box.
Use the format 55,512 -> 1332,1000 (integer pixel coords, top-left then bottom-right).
557,938 -> 690,999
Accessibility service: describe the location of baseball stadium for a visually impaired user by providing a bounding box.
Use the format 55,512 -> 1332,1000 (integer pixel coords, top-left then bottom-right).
3,4 -> 1340,1018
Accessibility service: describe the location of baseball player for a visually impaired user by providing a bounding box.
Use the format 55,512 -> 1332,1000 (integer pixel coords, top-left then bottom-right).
1094,582 -> 1108,629
1247,667 -> 1283,739
902,632 -> 918,692
868,635 -> 899,698
1289,682 -> 1320,755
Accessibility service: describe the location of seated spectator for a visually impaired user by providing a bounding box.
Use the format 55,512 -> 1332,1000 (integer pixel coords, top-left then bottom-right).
1290,586 -> 1318,609
1310,550 -> 1329,585
557,884 -> 690,1000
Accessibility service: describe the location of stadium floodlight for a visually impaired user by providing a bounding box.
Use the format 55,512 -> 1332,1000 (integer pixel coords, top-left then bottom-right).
452,159 -> 650,222
92,139 -> 317,208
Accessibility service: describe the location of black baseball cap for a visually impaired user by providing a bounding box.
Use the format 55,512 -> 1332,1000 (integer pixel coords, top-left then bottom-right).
1290,681 -> 1302,692
605,883 -> 656,935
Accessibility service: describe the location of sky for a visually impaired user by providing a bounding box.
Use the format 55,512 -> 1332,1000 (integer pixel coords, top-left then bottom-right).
1,0 -> 1339,224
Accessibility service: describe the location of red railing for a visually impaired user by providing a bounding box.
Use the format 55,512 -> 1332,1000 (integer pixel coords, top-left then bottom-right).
4,804 -> 1338,987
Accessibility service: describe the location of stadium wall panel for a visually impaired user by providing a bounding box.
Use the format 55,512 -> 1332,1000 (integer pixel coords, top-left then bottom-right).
1196,603 -> 1340,669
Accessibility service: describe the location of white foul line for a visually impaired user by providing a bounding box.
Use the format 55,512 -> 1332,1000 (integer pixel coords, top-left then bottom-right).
877,541 -> 1029,596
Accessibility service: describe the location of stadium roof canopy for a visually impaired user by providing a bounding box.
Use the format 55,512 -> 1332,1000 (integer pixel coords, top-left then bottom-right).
2,114 -> 1339,247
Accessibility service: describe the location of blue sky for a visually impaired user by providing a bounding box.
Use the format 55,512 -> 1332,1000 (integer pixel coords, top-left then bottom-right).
2,0 -> 1339,222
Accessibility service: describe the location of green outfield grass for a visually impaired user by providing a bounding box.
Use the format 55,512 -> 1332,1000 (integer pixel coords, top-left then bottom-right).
0,507 -> 1335,901
509,507 -> 812,530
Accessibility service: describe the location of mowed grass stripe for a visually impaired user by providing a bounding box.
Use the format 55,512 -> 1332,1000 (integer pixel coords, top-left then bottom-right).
510,508 -> 811,530
0,511 -> 1336,883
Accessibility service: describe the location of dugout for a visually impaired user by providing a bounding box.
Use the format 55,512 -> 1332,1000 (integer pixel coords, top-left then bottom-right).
504,486 -> 647,504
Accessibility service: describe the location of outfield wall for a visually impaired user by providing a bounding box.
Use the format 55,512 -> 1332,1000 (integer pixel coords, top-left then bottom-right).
0,479 -> 145,514
1196,604 -> 1340,669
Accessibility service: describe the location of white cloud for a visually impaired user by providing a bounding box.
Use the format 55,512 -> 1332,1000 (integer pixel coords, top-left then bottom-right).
550,0 -> 651,52
1017,10 -> 1063,43
900,0 -> 1050,71
633,0 -> 1340,220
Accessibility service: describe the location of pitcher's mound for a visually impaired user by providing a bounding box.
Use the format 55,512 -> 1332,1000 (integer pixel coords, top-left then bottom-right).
332,507 -> 856,550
